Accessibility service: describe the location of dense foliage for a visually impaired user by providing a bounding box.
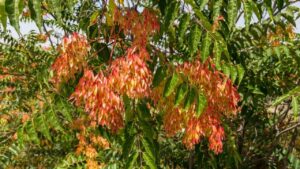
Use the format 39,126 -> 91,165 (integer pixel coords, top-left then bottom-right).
1,0 -> 300,168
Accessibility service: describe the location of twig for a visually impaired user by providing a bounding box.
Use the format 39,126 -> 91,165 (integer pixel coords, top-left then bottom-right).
276,122 -> 300,137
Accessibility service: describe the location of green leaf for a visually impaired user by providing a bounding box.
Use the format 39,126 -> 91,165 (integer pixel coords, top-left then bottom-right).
178,14 -> 190,45
252,87 -> 264,95
124,95 -> 134,122
163,73 -> 179,97
222,64 -> 230,78
122,130 -> 135,159
185,0 -> 212,30
58,99 -> 73,122
227,0 -> 237,30
273,86 -> 300,106
164,1 -> 179,29
143,152 -> 157,169
250,0 -> 261,20
89,11 -> 99,26
212,0 -> 223,21
199,0 -> 209,10
292,96 -> 298,118
125,151 -> 138,169
277,0 -> 284,10
60,107 -> 73,123
189,25 -> 202,55
5,0 -> 21,33
184,87 -> 196,110
174,82 -> 188,106
264,0 -> 273,21
237,64 -> 245,86
158,0 -> 166,15
48,0 -> 62,24
195,91 -> 207,117
153,66 -> 166,87
243,0 -> 252,31
35,114 -> 52,141
213,41 -> 222,69
230,65 -> 238,83
138,103 -> 151,121
47,109 -> 63,131
142,138 -> 156,162
0,0 -> 7,30
31,0 -> 42,31
25,121 -> 40,145
17,126 -> 24,146
201,33 -> 211,62
140,120 -> 155,140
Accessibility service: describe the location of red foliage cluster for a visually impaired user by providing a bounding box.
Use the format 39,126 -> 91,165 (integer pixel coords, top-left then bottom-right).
70,70 -> 124,132
51,33 -> 89,87
110,47 -> 152,98
153,60 -> 240,154
66,8 -> 158,133
178,60 -> 240,116
50,5 -> 239,156
114,8 -> 159,47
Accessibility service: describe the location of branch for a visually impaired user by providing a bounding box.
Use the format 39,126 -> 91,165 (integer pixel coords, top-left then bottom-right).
42,22 -> 55,50
276,122 -> 300,137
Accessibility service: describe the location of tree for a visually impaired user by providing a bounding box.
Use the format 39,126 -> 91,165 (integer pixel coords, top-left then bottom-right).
1,0 -> 300,168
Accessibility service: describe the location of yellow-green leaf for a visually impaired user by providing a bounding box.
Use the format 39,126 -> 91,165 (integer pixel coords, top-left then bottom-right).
163,73 -> 179,97
0,0 -> 7,30
292,96 -> 298,118
227,0 -> 237,29
201,33 -> 211,62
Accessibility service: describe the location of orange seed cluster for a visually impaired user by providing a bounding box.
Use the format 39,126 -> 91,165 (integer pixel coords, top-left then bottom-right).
51,33 -> 89,87
152,60 -> 240,154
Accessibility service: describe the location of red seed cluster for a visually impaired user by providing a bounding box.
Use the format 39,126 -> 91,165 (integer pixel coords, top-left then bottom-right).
70,70 -> 124,132
109,47 -> 152,98
70,47 -> 153,132
51,33 -> 89,87
153,59 -> 240,154
114,8 -> 160,47
52,8 -> 159,134
178,60 -> 240,117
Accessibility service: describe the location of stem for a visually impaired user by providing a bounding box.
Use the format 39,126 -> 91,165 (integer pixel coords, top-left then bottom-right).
188,150 -> 194,169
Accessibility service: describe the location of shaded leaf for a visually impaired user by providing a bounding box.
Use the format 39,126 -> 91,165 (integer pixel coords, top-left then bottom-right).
163,73 -> 179,97
195,91 -> 207,117
237,64 -> 245,86
125,151 -> 138,169
230,65 -> 238,83
35,114 -> 52,141
189,25 -> 202,55
164,1 -> 179,29
178,14 -> 190,45
5,0 -> 21,32
174,82 -> 188,106
184,87 -> 196,110
153,66 -> 166,87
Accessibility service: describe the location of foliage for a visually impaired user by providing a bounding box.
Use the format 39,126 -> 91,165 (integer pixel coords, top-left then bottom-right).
1,0 -> 300,168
